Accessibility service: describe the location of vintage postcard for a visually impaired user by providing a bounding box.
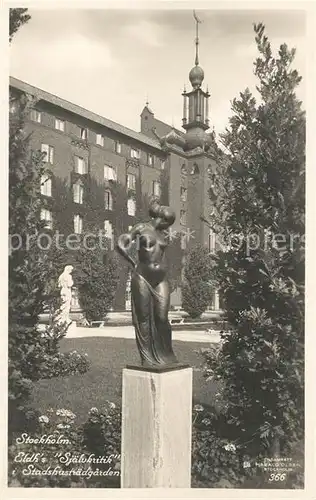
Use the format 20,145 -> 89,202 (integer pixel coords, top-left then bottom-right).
2,0 -> 315,498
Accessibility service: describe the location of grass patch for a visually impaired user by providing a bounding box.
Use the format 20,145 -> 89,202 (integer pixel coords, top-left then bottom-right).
31,337 -> 218,423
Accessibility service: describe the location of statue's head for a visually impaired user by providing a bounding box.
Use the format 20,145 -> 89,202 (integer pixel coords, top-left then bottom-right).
149,202 -> 175,230
64,265 -> 74,275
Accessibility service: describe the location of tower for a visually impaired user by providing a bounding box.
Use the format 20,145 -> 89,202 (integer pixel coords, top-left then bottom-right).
182,11 -> 211,151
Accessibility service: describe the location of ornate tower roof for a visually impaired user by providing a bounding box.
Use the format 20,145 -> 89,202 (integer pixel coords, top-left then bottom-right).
189,11 -> 204,89
182,11 -> 212,152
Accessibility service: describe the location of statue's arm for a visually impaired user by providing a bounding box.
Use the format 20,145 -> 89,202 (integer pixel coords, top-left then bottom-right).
116,223 -> 145,269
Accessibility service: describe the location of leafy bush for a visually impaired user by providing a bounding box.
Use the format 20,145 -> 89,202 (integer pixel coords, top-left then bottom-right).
8,91 -> 90,437
202,23 -> 304,472
75,244 -> 120,322
192,404 -> 304,489
182,244 -> 213,318
38,345 -> 90,379
9,91 -> 51,436
165,233 -> 183,293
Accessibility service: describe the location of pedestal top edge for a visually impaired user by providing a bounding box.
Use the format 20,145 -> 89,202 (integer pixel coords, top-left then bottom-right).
125,363 -> 191,374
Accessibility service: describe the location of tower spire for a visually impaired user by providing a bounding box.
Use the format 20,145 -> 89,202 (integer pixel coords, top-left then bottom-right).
182,9 -> 210,149
193,10 -> 201,66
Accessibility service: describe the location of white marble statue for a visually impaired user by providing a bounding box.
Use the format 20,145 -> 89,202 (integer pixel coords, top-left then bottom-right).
55,265 -> 74,326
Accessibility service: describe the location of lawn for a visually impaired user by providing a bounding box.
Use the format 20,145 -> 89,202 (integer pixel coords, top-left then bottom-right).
31,337 -> 219,423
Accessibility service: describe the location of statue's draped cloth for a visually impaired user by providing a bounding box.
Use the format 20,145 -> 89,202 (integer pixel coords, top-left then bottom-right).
131,271 -> 177,365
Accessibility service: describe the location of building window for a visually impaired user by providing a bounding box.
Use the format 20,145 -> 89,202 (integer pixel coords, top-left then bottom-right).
209,229 -> 216,254
181,163 -> 187,175
40,208 -> 53,229
147,153 -> 154,166
74,214 -> 83,234
75,156 -> 87,174
40,174 -> 52,197
30,109 -> 41,123
73,181 -> 84,204
160,159 -> 166,170
152,180 -> 161,197
115,140 -> 121,154
104,165 -> 117,182
105,189 -> 113,211
41,144 -> 54,164
104,220 -> 113,248
127,173 -> 136,190
180,210 -> 186,226
80,127 -> 87,140
96,134 -> 104,146
131,148 -> 140,159
180,186 -> 187,202
55,118 -> 65,132
127,197 -> 136,216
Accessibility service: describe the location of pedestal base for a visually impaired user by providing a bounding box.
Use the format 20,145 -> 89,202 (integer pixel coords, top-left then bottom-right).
121,366 -> 193,488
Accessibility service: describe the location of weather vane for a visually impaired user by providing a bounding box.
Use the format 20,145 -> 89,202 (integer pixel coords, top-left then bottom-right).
193,10 -> 202,66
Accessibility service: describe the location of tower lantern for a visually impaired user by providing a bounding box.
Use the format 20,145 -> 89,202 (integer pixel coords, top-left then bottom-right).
182,11 -> 210,150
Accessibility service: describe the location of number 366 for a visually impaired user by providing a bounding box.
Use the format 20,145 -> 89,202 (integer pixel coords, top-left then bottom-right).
269,473 -> 286,482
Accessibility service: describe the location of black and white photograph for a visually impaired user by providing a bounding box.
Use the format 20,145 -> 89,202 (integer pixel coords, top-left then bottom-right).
5,1 -> 310,495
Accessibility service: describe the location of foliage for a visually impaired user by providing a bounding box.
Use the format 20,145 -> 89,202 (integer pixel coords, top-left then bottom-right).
82,403 -> 121,484
38,325 -> 90,379
182,244 -> 213,318
191,404 -> 304,489
41,173 -> 120,318
165,233 -> 183,292
8,403 -> 121,488
9,92 -> 50,435
8,92 -> 90,438
75,243 -> 120,321
203,23 -> 305,470
9,8 -> 31,42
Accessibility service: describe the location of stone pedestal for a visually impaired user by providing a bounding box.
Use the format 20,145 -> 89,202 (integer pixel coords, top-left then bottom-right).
66,321 -> 77,335
121,365 -> 193,488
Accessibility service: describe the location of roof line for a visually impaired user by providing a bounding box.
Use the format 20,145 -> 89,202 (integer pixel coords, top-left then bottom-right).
9,76 -> 162,151
153,116 -> 185,137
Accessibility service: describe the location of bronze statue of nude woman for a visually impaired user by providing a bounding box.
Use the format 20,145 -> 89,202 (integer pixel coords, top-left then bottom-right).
116,202 -> 179,367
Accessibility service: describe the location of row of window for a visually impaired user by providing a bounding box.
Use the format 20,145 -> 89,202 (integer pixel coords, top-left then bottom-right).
40,174 -> 161,208
41,180 -> 136,216
32,111 -> 165,168
40,209 -> 116,237
40,144 -> 163,194
41,141 -> 195,182
40,212 -> 209,245
40,209 -> 189,236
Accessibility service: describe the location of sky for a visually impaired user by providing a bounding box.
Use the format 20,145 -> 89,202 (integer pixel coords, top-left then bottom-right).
9,7 -> 306,135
